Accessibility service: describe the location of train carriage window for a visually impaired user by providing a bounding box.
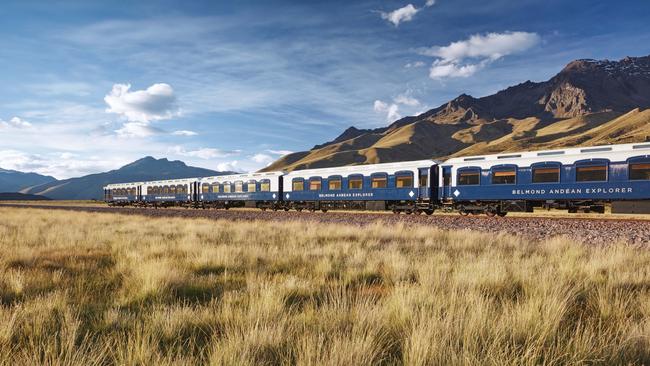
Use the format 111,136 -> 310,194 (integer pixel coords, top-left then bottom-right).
492,169 -> 516,184
576,165 -> 607,182
532,166 -> 560,183
260,180 -> 271,192
396,173 -> 414,188
348,176 -> 363,190
309,178 -> 322,191
371,175 -> 387,188
163,186 -> 170,194
328,177 -> 342,190
202,184 -> 210,194
630,163 -> 650,180
169,186 -> 177,194
458,169 -> 480,185
248,180 -> 257,192
223,183 -> 231,193
292,179 -> 304,191
177,185 -> 186,194
234,181 -> 243,193
211,183 -> 220,193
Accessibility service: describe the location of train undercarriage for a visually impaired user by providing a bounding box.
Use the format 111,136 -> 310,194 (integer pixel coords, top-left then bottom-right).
108,199 -> 618,217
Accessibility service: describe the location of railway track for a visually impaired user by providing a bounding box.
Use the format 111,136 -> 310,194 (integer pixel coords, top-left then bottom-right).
1,203 -> 649,246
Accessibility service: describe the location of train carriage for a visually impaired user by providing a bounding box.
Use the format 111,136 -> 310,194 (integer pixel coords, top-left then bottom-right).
439,143 -> 650,215
104,182 -> 143,206
198,172 -> 283,210
141,178 -> 199,207
282,160 -> 438,213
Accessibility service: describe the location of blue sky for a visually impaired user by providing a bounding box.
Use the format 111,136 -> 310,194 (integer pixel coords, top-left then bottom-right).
1,0 -> 649,178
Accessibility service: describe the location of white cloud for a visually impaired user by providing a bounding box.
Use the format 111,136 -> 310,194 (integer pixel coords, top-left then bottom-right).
0,117 -> 32,129
216,160 -> 240,172
104,83 -> 179,123
251,153 -> 274,165
170,146 -> 241,159
425,0 -> 435,6
114,122 -> 162,138
374,100 -> 401,122
0,149 -> 123,179
394,94 -> 420,107
419,31 -> 540,79
380,4 -> 419,27
266,149 -> 293,156
172,130 -> 198,136
405,61 -> 425,68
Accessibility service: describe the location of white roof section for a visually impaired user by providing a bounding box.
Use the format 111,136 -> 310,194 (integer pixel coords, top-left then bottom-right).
199,171 -> 284,183
283,159 -> 438,179
442,142 -> 650,168
141,177 -> 199,187
104,181 -> 145,189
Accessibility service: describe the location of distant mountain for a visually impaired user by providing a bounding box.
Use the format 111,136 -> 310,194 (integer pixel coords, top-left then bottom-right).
22,157 -> 236,200
0,192 -> 52,201
0,168 -> 57,192
263,55 -> 650,172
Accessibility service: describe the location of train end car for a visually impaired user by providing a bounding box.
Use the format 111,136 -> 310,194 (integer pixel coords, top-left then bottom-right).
282,160 -> 439,213
198,171 -> 284,210
104,182 -> 144,206
439,142 -> 650,216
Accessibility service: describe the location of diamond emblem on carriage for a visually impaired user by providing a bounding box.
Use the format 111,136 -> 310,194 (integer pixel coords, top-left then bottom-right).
272,193 -> 276,199
453,189 -> 460,197
409,190 -> 415,197
286,193 -> 290,199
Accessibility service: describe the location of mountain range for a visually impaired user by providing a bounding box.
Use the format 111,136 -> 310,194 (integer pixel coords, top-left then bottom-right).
10,157 -> 234,200
263,55 -> 650,171
0,169 -> 57,193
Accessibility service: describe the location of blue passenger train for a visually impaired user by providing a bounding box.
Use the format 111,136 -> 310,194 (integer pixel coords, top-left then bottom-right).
104,142 -> 650,215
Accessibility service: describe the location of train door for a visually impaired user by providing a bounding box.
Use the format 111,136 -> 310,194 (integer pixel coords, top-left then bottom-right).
418,168 -> 429,199
442,166 -> 452,199
429,166 -> 439,200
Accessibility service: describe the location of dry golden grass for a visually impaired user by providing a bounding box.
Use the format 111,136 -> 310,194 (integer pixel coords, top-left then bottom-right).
0,207 -> 649,365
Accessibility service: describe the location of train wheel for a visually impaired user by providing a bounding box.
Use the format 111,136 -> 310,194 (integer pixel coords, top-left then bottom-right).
497,212 -> 508,217
321,209 -> 328,213
296,208 -> 303,212
425,209 -> 434,216
392,209 -> 400,214
414,210 -> 422,215
485,210 -> 496,217
284,207 -> 290,212
459,210 -> 469,216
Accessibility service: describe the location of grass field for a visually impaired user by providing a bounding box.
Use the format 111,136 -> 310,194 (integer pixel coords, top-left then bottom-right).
0,207 -> 649,365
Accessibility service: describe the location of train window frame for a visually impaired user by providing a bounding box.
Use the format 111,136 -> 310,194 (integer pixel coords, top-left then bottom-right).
348,175 -> 363,190
491,165 -> 517,185
223,182 -> 231,193
234,181 -> 244,193
309,177 -> 322,191
292,178 -> 305,191
328,176 -> 342,190
575,159 -> 609,182
457,167 -> 480,186
177,185 -> 186,194
259,179 -> 271,192
247,180 -> 257,193
211,183 -> 220,193
395,171 -> 414,188
371,173 -> 388,189
628,157 -> 650,181
531,162 -> 561,184
202,184 -> 210,194
163,186 -> 170,194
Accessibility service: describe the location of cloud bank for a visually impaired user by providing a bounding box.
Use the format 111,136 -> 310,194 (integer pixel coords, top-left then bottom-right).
419,31 -> 540,79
